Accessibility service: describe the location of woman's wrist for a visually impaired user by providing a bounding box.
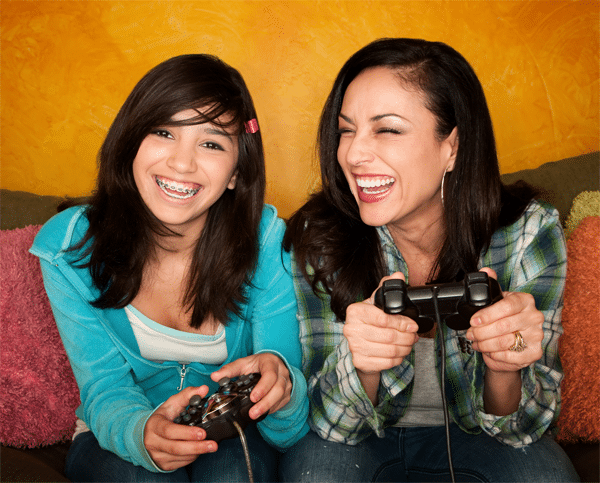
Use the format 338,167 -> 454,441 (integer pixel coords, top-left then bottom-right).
483,367 -> 522,416
356,369 -> 381,406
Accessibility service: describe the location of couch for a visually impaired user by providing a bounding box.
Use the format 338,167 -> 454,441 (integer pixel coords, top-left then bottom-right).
1,152 -> 598,482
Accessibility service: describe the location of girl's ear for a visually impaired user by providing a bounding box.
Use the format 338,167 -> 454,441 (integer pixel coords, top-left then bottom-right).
444,126 -> 459,172
227,170 -> 238,190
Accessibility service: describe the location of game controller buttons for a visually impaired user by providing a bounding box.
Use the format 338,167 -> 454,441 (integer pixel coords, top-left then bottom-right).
465,272 -> 492,306
174,373 -> 263,443
373,272 -> 503,333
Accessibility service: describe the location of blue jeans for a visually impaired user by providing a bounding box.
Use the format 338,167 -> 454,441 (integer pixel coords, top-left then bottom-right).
279,425 -> 580,482
65,425 -> 278,482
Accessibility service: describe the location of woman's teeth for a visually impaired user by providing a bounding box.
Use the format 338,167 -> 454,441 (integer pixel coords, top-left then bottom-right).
356,177 -> 395,194
155,177 -> 200,199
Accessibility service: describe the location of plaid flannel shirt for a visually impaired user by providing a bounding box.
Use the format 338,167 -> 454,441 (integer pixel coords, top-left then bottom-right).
293,200 -> 567,447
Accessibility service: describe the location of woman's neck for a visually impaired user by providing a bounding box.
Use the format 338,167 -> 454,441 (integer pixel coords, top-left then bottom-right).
387,215 -> 446,286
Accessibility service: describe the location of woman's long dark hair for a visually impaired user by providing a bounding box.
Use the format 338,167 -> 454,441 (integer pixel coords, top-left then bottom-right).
284,38 -> 536,320
68,54 -> 265,328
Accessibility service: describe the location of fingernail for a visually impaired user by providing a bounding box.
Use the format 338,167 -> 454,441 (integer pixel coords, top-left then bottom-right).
471,317 -> 482,326
207,443 -> 216,452
465,330 -> 473,341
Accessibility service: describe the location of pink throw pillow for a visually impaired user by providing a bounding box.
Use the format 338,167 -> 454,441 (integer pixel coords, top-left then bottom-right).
0,225 -> 79,448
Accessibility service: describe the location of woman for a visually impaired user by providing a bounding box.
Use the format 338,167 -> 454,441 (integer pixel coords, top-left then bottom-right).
30,54 -> 308,482
280,38 -> 578,482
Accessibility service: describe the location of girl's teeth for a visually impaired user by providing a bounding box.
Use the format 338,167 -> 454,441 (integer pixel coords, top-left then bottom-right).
155,177 -> 200,199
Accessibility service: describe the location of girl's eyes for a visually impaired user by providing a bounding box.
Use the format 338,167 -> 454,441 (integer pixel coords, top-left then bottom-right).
202,142 -> 224,151
150,131 -> 225,151
152,129 -> 173,139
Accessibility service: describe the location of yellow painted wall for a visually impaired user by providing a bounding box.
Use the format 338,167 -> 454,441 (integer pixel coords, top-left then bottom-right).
2,0 -> 598,218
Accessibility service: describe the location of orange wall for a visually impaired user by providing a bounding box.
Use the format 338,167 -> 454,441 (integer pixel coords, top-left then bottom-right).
2,1 -> 598,218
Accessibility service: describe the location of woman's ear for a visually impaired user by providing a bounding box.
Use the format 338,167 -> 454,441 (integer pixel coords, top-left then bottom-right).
444,126 -> 459,172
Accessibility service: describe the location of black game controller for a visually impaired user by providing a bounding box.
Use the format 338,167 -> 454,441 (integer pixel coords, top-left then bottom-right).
374,272 -> 503,333
174,373 -> 266,442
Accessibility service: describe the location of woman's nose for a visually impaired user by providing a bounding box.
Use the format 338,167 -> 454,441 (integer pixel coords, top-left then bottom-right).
343,133 -> 373,167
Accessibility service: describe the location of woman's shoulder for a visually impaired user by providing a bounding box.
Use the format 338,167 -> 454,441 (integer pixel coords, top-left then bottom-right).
513,199 -> 561,233
490,199 -> 562,249
30,205 -> 90,259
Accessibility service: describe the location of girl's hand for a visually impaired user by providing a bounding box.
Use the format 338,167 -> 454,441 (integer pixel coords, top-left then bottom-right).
144,385 -> 216,471
466,268 -> 544,373
210,353 -> 292,420
343,272 -> 420,376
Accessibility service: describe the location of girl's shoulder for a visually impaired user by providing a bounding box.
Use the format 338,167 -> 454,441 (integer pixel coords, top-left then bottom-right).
258,204 -> 285,246
30,205 -> 90,260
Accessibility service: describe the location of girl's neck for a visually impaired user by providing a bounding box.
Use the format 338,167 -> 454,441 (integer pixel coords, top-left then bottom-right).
152,225 -> 202,260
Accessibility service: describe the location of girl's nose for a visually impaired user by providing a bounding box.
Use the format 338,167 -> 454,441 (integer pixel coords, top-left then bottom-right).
166,143 -> 197,173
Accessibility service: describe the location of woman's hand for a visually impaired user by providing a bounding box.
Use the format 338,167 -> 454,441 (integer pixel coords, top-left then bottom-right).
465,268 -> 544,373
343,272 -> 420,403
210,353 -> 292,420
144,385 -> 216,471
466,268 -> 545,415
344,272 -> 420,375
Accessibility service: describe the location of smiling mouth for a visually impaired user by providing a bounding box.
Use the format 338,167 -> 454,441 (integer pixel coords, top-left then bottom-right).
356,176 -> 395,195
155,176 -> 201,200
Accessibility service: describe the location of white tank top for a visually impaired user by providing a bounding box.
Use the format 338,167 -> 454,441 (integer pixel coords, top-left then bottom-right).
124,305 -> 228,365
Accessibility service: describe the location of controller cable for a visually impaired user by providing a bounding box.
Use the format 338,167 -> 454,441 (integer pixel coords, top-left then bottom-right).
431,286 -> 456,483
232,420 -> 255,483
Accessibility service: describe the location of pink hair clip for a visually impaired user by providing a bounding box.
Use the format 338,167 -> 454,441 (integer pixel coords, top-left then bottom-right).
245,118 -> 259,134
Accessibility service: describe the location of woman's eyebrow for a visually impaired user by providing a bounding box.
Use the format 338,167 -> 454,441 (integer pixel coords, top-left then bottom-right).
339,113 -> 354,124
371,113 -> 410,123
339,112 -> 410,124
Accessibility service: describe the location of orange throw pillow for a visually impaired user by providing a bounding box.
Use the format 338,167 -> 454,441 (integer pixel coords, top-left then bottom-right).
556,216 -> 600,442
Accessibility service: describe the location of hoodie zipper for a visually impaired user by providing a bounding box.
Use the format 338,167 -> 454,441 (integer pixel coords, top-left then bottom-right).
178,363 -> 188,391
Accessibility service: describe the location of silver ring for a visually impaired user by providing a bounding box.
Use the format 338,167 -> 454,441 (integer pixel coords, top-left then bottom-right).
509,331 -> 527,352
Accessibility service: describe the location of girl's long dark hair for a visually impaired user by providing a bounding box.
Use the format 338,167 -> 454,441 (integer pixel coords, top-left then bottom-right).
67,54 -> 265,328
284,38 -> 536,320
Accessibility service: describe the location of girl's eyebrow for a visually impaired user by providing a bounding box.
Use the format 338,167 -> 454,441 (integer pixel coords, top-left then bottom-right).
193,123 -> 236,142
205,127 -> 232,139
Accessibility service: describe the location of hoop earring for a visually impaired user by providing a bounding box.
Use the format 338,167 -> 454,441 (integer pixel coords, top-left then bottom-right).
441,168 -> 449,208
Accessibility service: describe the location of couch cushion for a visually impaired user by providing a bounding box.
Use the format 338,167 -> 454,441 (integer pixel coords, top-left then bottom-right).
0,189 -> 88,230
1,444 -> 71,482
0,225 -> 80,448
500,152 -> 599,223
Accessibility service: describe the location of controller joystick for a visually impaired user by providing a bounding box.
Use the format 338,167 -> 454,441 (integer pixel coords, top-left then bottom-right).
374,272 -> 502,333
174,372 -> 265,442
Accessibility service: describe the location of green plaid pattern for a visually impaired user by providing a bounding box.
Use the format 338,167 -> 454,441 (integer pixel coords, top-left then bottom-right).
293,200 -> 567,447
